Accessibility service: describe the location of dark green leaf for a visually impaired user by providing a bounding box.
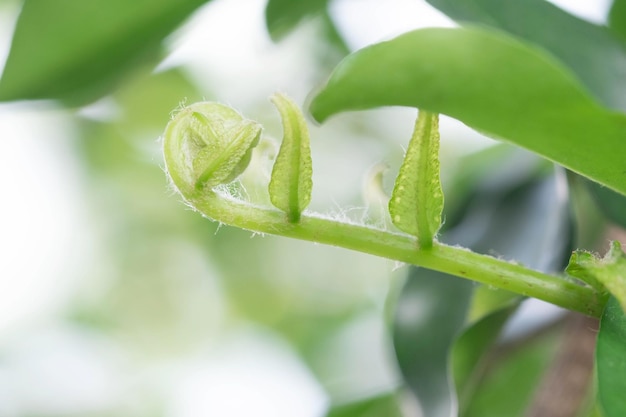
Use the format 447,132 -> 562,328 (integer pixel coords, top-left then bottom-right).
609,0 -> 626,44
393,268 -> 474,417
309,27 -> 626,196
596,296 -> 626,417
464,328 -> 561,417
452,303 -> 518,414
426,0 -> 626,110
584,178 -> 626,228
0,0 -> 208,104
265,0 -> 328,41
264,0 -> 350,65
451,169 -> 572,414
452,167 -> 573,272
325,392 -> 404,417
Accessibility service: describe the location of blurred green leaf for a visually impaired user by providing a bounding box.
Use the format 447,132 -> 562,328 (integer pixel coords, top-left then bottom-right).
393,268 -> 474,417
0,0 -> 209,104
426,0 -> 626,110
609,0 -> 626,43
453,169 -> 572,414
442,145 -> 550,230
450,167 -> 573,272
309,27 -> 626,196
584,178 -> 626,228
325,392 -> 404,417
452,303 -> 518,415
464,328 -> 561,417
596,296 -> 626,417
264,0 -> 349,65
265,0 -> 328,41
79,67 -> 202,172
114,67 -> 204,135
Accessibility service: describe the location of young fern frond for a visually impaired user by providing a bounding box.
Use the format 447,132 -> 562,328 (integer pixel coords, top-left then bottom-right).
162,95 -> 607,317
163,102 -> 261,199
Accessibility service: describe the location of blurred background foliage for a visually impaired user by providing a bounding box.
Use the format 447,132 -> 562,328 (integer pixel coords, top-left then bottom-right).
0,0 -> 624,416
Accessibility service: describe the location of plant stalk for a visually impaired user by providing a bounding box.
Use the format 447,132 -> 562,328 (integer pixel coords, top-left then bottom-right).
190,190 -> 608,317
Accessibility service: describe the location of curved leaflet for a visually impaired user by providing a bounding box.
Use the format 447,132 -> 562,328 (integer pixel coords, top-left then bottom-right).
268,93 -> 313,222
389,110 -> 443,247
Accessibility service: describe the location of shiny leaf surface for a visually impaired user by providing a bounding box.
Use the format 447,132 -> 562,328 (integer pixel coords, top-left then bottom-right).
426,0 -> 626,110
309,27 -> 626,196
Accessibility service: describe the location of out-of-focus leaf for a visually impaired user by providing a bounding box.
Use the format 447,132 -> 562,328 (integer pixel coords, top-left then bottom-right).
596,296 -> 626,417
0,0 -> 209,105
325,392 -> 404,417
449,167 -> 573,272
464,328 -> 562,417
114,68 -> 204,135
442,145 -> 551,230
264,0 -> 349,64
426,0 -> 626,110
265,0 -> 328,41
452,303 -> 517,414
609,0 -> 626,43
452,168 -> 572,413
309,27 -> 626,197
393,268 -> 474,417
584,178 -> 626,228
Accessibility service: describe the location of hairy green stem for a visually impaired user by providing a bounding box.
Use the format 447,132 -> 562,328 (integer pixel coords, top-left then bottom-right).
190,190 -> 607,317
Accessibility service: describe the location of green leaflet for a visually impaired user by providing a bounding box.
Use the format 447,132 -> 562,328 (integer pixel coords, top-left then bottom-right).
597,296 -> 626,417
566,241 -> 626,312
308,27 -> 626,197
268,93 -> 313,222
389,111 -> 443,247
163,102 -> 261,198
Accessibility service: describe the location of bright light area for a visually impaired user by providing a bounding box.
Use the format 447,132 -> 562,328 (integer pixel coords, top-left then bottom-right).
167,329 -> 327,417
547,0 -> 612,24
0,105 -> 88,334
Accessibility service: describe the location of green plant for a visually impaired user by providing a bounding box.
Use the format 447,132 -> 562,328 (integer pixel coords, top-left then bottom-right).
161,12 -> 626,417
163,96 -> 608,315
2,1 -> 626,416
